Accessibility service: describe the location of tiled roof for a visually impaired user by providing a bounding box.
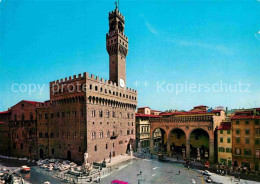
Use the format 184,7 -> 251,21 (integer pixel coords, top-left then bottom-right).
194,105 -> 208,108
160,111 -> 208,116
217,122 -> 231,130
23,100 -> 43,106
0,111 -> 10,115
138,107 -> 150,109
231,110 -> 260,120
135,113 -> 161,118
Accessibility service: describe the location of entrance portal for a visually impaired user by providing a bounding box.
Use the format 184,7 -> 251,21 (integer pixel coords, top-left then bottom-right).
67,150 -> 71,161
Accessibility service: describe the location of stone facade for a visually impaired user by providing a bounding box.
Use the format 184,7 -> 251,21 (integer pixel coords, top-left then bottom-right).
217,121 -> 232,166
135,107 -> 162,149
231,108 -> 260,171
0,7 -> 137,164
0,111 -> 10,155
150,107 -> 225,163
9,101 -> 39,158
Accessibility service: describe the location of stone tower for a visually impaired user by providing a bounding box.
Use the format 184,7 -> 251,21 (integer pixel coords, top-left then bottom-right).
106,7 -> 128,88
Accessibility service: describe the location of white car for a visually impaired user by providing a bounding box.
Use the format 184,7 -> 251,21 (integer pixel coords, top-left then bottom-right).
202,170 -> 211,176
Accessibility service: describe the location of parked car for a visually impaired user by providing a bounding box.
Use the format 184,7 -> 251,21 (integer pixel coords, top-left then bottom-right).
202,170 -> 211,176
20,166 -> 30,173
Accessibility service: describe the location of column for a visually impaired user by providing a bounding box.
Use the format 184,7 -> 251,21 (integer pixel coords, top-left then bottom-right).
186,139 -> 190,159
150,138 -> 154,153
167,139 -> 171,153
209,139 -> 214,163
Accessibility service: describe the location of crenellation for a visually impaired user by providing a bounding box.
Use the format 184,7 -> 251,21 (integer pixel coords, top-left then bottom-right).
4,6 -> 137,164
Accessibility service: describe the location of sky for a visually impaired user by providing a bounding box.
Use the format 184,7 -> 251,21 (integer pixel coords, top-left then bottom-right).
0,0 -> 260,112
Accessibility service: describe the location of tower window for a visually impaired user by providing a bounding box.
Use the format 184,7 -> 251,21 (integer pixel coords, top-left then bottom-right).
99,110 -> 103,117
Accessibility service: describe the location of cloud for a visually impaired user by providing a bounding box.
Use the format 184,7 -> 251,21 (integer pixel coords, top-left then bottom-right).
170,40 -> 233,55
145,21 -> 158,35
140,14 -> 158,35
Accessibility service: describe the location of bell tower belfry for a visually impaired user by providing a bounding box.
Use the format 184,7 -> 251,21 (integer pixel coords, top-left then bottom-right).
106,5 -> 128,88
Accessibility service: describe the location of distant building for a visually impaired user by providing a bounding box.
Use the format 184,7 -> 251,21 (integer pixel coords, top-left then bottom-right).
231,108 -> 260,171
217,121 -> 232,166
0,110 -> 10,155
135,107 -> 161,149
9,100 -> 39,158
215,106 -> 225,111
190,105 -> 209,112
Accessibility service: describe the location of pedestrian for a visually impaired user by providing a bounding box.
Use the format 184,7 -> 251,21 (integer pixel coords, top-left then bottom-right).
188,166 -> 190,170
179,170 -> 181,175
97,173 -> 101,183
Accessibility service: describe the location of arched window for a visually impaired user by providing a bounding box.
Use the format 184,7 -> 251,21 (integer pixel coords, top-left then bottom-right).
106,130 -> 110,138
91,109 -> 95,117
244,149 -> 251,156
90,84 -> 92,90
30,113 -> 33,120
91,132 -> 96,139
94,145 -> 97,151
131,129 -> 134,134
95,86 -> 98,91
99,131 -> 103,139
235,147 -> 241,155
106,110 -> 110,118
99,110 -> 103,117
127,113 -> 130,119
127,129 -> 130,135
106,143 -> 108,149
113,111 -> 116,118
131,113 -> 133,119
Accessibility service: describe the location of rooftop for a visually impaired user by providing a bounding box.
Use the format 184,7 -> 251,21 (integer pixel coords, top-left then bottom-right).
217,121 -> 231,130
0,111 -> 10,115
135,113 -> 161,118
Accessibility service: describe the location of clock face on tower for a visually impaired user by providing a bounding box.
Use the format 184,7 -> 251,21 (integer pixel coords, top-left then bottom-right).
119,78 -> 125,88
